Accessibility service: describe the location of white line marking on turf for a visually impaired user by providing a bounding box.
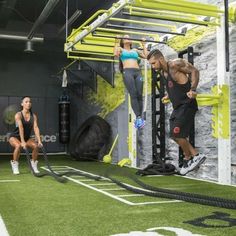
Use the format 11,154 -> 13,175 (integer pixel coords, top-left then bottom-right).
132,200 -> 182,205
64,176 -> 135,205
117,194 -> 145,197
89,183 -> 116,186
146,175 -> 165,177
0,180 -> 20,183
79,179 -> 96,182
67,175 -> 85,178
175,175 -> 236,187
51,170 -> 68,173
63,166 -> 109,180
43,166 -> 183,206
0,215 -> 10,236
100,188 -> 125,191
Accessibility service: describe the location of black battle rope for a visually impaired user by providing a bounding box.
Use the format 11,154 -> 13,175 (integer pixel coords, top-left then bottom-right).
105,174 -> 236,210
129,174 -> 236,205
24,147 -> 66,183
40,146 -> 102,181
136,163 -> 176,176
25,146 -> 101,182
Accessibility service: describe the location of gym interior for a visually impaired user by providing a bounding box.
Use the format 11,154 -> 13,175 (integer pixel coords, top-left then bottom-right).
1,0 -> 236,235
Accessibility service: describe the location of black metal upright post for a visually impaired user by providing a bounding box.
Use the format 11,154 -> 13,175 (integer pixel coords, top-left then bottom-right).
224,0 -> 229,72
152,69 -> 166,163
178,46 -> 200,167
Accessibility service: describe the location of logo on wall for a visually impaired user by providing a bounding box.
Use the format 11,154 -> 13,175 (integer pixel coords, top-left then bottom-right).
31,134 -> 58,143
0,134 -> 58,143
3,105 -> 17,125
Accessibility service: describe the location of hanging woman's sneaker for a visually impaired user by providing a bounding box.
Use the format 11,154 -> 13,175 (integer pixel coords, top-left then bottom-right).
134,117 -> 145,129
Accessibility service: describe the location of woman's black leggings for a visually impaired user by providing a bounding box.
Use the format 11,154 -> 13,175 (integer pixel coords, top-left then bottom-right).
122,68 -> 143,117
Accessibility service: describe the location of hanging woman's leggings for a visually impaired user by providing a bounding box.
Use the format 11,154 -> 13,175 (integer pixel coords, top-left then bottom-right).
122,68 -> 143,117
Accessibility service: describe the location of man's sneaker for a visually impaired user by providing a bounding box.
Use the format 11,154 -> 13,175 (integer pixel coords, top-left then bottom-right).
179,153 -> 206,175
10,160 -> 19,175
30,160 -> 40,174
191,153 -> 207,170
179,158 -> 192,175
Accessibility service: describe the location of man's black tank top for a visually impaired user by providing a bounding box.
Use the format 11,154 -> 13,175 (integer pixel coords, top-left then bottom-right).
164,62 -> 198,110
10,111 -> 34,141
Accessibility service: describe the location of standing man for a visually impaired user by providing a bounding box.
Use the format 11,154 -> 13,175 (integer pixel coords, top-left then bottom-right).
147,49 -> 206,175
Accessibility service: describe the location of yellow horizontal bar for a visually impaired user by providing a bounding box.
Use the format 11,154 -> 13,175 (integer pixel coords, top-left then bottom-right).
136,0 -> 223,14
163,93 -> 221,105
92,27 -> 159,37
197,100 -> 219,106
72,42 -> 114,54
82,40 -> 114,47
89,33 -> 150,44
110,17 -> 176,31
197,94 -> 221,99
67,10 -> 107,41
57,60 -> 78,75
126,6 -> 197,19
147,0 -> 222,12
84,35 -> 115,43
129,11 -> 219,26
70,51 -> 113,56
68,55 -> 118,63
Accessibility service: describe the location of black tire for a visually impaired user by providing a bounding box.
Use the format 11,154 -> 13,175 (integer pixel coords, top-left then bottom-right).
70,116 -> 111,161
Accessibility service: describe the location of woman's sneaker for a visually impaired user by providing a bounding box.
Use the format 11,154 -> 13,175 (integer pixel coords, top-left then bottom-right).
30,160 -> 40,173
10,160 -> 19,175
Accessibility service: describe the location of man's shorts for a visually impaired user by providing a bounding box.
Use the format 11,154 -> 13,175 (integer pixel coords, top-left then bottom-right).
169,104 -> 197,139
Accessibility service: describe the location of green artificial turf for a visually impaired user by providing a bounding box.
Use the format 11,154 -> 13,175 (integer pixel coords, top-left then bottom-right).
1,155 -> 236,236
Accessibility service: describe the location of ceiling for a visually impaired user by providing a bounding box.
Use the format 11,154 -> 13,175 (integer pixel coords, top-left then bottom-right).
0,0 -> 117,53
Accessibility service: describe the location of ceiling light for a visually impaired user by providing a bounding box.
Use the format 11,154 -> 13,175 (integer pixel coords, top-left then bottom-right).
24,41 -> 34,53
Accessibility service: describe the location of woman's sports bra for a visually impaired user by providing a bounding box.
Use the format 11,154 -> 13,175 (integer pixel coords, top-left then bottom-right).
120,49 -> 139,62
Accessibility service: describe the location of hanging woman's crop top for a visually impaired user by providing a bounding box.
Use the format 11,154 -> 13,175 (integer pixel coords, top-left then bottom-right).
120,49 -> 139,62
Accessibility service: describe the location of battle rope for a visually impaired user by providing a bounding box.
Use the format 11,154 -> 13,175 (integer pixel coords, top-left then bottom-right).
130,174 -> 236,204
25,147 -> 236,209
25,146 -> 101,182
136,163 -> 176,176
24,147 -> 66,183
105,174 -> 236,210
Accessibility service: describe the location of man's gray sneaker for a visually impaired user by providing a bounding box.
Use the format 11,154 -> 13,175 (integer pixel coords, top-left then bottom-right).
179,153 -> 206,176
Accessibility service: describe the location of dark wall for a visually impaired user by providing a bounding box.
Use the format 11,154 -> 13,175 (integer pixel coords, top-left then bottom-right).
0,48 -> 63,97
0,48 -> 68,153
0,46 -> 112,154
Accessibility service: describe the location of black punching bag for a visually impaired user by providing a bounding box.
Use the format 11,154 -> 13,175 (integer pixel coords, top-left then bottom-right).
59,94 -> 70,144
